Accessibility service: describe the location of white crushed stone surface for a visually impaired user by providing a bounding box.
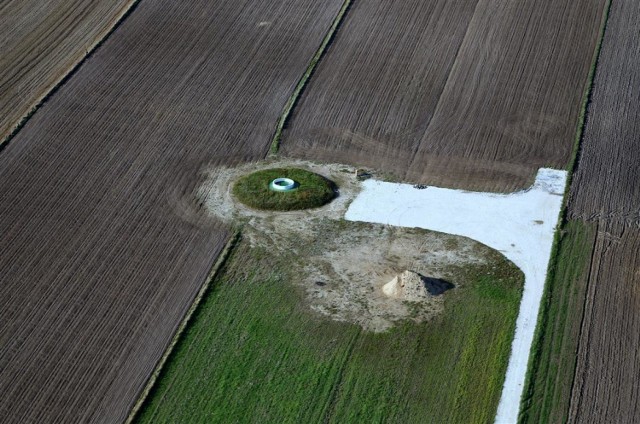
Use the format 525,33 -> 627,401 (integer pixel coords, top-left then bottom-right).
344,168 -> 568,424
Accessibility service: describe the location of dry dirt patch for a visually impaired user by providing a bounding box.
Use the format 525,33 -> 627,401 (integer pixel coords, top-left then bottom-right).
199,159 -> 492,332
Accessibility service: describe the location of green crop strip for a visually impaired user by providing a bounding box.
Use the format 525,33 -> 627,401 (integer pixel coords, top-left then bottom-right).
518,222 -> 598,423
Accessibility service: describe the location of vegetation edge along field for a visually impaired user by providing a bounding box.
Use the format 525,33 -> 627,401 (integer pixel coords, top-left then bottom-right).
269,0 -> 353,155
518,222 -> 597,423
518,1 -> 612,421
126,231 -> 241,424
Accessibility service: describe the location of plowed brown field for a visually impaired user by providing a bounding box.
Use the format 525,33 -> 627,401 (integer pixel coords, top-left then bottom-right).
280,0 -> 607,191
565,0 -> 640,421
568,223 -> 640,423
568,1 -> 640,226
0,0 -> 342,422
0,0 -> 138,143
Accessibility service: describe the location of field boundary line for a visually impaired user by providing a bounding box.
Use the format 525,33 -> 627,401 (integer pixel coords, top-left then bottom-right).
125,230 -> 242,424
268,0 -> 353,155
0,0 -> 142,151
564,0 -> 614,191
516,209 -> 565,422
517,0 -> 613,421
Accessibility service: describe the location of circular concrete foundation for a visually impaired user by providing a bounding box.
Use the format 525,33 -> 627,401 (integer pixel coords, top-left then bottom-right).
269,177 -> 296,192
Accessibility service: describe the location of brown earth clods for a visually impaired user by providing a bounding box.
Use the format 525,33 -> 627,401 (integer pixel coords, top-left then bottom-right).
0,1 -> 343,422
0,0 -> 138,143
565,0 -> 640,421
280,0 -> 607,192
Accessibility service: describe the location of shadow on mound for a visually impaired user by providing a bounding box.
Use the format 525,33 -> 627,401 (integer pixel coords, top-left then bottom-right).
421,276 -> 454,296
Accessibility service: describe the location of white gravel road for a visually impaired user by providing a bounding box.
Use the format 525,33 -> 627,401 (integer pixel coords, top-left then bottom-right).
344,168 -> 567,424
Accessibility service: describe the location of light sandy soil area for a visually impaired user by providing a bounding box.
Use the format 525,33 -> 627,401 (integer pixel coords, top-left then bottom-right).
198,159 -> 491,332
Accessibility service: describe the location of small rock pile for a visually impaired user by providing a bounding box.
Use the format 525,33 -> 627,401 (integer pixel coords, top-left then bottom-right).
382,270 -> 430,301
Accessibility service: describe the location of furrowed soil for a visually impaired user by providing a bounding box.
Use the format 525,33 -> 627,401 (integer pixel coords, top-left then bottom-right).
0,0 -> 137,143
567,1 -> 640,226
135,221 -> 523,423
0,1 -> 343,422
568,223 -> 640,423
564,0 -> 640,421
280,0 -> 607,192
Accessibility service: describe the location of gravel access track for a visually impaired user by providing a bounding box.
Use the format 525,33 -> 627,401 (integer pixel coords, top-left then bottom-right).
280,0 -> 606,192
0,1 -> 342,422
566,0 -> 640,421
0,0 -> 137,142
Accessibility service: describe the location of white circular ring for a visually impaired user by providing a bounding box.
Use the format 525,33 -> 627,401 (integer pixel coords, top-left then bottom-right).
269,177 -> 296,191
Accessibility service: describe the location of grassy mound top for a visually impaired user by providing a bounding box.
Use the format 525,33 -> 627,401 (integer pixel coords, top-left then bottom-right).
233,167 -> 336,211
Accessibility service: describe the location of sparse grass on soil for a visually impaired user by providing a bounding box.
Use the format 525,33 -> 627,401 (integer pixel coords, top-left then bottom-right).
519,221 -> 596,423
135,222 -> 523,423
233,168 -> 336,211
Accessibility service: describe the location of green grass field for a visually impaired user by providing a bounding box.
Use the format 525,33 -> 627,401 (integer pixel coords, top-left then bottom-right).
136,224 -> 523,423
233,167 -> 336,211
519,221 -> 596,423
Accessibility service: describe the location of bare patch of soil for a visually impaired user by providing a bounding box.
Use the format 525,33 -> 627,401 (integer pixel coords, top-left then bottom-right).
199,159 -> 488,332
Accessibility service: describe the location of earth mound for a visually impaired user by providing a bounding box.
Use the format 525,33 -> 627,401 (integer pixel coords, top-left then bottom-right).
383,270 -> 454,301
383,270 -> 430,301
232,167 -> 336,211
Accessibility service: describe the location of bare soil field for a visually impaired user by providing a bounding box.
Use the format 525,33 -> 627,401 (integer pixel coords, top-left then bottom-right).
0,0 -> 138,143
568,223 -> 640,423
563,0 -> 640,422
0,1 -> 342,422
280,0 -> 607,191
568,0 -> 640,226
